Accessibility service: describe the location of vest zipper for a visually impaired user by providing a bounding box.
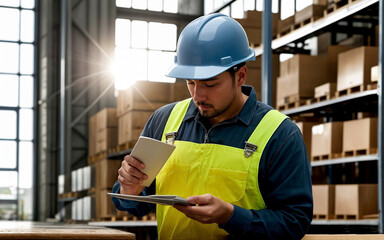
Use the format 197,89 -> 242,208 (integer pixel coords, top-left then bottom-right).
204,133 -> 209,143
201,121 -> 232,144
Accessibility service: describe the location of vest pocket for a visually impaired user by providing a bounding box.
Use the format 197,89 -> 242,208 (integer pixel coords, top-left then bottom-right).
156,163 -> 190,197
205,168 -> 248,203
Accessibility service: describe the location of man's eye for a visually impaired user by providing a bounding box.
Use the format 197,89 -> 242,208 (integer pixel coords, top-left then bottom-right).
206,84 -> 216,87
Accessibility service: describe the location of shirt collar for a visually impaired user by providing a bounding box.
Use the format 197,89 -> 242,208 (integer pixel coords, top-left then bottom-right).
182,85 -> 258,126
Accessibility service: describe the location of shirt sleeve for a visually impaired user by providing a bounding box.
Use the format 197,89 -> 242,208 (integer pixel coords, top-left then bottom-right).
111,180 -> 156,217
111,103 -> 176,216
219,121 -> 313,240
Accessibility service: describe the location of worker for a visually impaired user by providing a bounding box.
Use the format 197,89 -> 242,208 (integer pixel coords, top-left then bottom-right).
112,13 -> 313,239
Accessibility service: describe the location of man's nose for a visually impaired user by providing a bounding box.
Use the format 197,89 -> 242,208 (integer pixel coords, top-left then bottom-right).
193,84 -> 207,102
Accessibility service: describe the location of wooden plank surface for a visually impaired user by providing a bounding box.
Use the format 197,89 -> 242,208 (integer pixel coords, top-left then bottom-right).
304,235 -> 384,240
0,221 -> 135,240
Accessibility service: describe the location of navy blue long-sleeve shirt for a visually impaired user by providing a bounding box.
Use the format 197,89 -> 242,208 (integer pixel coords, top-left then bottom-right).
112,85 -> 313,239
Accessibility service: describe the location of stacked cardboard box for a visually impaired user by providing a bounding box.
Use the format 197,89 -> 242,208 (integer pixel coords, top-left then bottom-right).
343,118 -> 378,156
71,196 -> 96,221
311,122 -> 343,160
94,158 -> 123,219
88,114 -> 97,157
312,184 -> 335,219
337,46 -> 378,92
235,11 -> 278,45
371,65 -> 378,83
310,45 -> 354,101
295,4 -> 326,26
117,81 -> 172,145
335,184 -> 378,219
246,55 -> 279,106
277,16 -> 294,35
96,108 -> 118,153
314,82 -> 336,99
276,54 -> 327,107
172,81 -> 191,102
70,166 -> 95,192
295,121 -> 319,159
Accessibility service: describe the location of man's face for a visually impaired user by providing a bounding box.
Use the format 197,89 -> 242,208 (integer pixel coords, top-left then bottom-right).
186,71 -> 239,124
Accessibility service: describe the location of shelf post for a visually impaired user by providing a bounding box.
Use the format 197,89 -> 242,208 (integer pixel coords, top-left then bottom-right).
378,0 -> 384,234
261,0 -> 273,106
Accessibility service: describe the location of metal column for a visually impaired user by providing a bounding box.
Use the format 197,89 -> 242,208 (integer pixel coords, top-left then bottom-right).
262,0 -> 273,106
59,0 -> 71,222
378,0 -> 384,233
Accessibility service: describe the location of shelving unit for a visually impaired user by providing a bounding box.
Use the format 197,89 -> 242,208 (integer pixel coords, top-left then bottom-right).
257,0 -> 382,233
256,0 -> 379,57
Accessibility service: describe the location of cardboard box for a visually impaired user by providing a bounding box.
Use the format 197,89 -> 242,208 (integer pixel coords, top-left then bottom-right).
96,108 -> 117,131
118,110 -> 153,145
295,5 -> 325,25
243,27 -> 262,45
76,198 -> 83,221
97,189 -> 116,219
277,16 -> 294,34
371,65 -> 378,82
88,114 -> 97,157
295,121 -> 318,158
246,54 -> 279,106
172,82 -> 190,102
83,165 -> 95,190
343,118 -> 377,153
314,0 -> 327,5
313,184 -> 335,218
242,11 -> 279,35
95,159 -> 121,190
314,82 -> 336,98
71,170 -> 77,192
95,127 -> 117,153
277,55 -> 327,103
326,45 -> 356,83
76,168 -> 83,192
337,46 -> 379,91
71,201 -> 77,221
276,76 -> 288,106
311,122 -> 343,158
335,184 -> 378,219
247,67 -> 262,101
117,81 -> 172,117
83,196 -> 95,221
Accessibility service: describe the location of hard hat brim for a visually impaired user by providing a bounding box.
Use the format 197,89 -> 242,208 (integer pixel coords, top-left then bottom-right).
166,64 -> 232,80
166,50 -> 256,80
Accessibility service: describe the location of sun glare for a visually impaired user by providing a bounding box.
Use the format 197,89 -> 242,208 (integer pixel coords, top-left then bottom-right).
110,60 -> 136,90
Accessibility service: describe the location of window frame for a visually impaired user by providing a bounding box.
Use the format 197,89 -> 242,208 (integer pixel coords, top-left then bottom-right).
0,1 -> 36,221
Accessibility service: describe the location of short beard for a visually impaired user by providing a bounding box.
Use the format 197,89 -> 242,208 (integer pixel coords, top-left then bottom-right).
195,87 -> 237,119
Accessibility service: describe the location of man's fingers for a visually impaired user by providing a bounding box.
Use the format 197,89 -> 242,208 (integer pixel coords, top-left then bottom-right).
118,174 -> 142,185
187,194 -> 213,205
124,155 -> 145,170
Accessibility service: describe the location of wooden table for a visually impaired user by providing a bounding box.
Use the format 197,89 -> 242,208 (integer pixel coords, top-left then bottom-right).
304,235 -> 384,239
0,221 -> 135,240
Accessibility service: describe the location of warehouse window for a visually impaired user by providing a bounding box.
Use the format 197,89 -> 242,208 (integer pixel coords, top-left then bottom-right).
116,0 -> 178,13
0,0 -> 35,220
204,0 -> 279,18
114,18 -> 177,90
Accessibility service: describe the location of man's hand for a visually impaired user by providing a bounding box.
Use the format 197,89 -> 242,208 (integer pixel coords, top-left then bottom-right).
173,194 -> 234,225
118,155 -> 148,195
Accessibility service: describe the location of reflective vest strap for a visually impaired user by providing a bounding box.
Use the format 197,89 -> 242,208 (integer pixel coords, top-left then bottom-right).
161,98 -> 192,142
248,110 -> 288,154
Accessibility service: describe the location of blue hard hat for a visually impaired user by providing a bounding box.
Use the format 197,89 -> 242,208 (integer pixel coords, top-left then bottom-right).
166,13 -> 255,80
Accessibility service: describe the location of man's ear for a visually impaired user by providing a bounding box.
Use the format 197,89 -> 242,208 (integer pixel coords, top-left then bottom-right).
236,66 -> 247,87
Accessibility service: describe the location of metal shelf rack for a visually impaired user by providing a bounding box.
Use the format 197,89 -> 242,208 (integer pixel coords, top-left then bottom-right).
255,0 -> 379,57
257,0 -> 383,233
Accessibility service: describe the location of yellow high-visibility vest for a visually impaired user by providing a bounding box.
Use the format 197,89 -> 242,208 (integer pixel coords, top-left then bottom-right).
156,98 -> 287,239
